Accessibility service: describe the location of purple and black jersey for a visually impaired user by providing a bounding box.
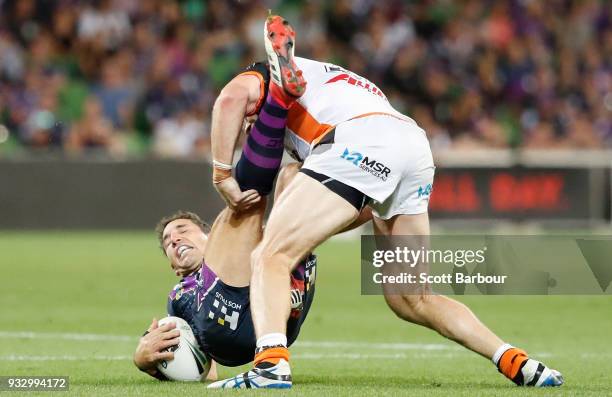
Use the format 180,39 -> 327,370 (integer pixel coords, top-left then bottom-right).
241,61 -> 270,116
167,254 -> 316,367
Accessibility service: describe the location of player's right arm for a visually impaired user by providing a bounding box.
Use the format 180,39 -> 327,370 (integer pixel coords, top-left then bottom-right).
211,73 -> 262,166
211,73 -> 265,210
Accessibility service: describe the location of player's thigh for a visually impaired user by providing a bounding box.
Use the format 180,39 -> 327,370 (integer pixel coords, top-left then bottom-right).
257,172 -> 359,265
373,212 -> 430,236
274,162 -> 301,201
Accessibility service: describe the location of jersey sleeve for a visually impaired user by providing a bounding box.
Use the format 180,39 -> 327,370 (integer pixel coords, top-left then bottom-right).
237,61 -> 270,116
166,297 -> 175,316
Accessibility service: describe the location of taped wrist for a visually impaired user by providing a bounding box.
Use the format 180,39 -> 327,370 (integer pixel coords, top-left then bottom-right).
212,166 -> 232,184
212,160 -> 233,184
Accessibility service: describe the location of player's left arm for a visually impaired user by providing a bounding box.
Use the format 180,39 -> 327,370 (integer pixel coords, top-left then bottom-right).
133,318 -> 219,381
133,318 -> 179,380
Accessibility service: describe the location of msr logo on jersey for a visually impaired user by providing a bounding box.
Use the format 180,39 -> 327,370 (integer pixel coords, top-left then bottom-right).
341,148 -> 391,181
325,73 -> 387,100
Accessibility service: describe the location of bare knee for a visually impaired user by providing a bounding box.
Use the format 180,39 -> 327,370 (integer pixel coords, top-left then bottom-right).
250,242 -> 295,274
274,163 -> 301,200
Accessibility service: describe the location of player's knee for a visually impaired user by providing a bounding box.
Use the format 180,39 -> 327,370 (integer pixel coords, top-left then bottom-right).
274,163 -> 301,200
251,243 -> 294,274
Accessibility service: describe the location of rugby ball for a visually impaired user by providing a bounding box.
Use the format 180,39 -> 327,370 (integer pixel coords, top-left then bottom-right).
156,316 -> 210,381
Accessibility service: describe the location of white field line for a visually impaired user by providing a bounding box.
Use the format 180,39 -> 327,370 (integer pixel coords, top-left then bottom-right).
0,331 -> 576,359
0,331 -> 134,342
0,353 -> 451,361
0,331 -> 458,351
294,352 -> 461,360
294,341 -> 461,351
1,355 -> 132,361
2,352 -> 596,362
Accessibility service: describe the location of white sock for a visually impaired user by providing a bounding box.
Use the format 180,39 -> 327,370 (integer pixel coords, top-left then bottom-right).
256,333 -> 287,349
492,343 -> 514,365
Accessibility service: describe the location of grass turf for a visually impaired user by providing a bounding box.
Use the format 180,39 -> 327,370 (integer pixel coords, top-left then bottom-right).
0,231 -> 611,396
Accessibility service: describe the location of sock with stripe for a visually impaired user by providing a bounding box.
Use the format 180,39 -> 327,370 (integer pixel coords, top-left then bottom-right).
254,333 -> 289,368
493,343 -> 530,385
235,95 -> 289,195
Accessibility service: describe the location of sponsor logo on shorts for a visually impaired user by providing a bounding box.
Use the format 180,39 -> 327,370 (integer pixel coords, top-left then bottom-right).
341,148 -> 391,181
417,183 -> 433,198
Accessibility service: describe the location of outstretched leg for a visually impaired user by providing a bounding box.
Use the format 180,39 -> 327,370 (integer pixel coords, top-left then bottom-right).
374,213 -> 564,387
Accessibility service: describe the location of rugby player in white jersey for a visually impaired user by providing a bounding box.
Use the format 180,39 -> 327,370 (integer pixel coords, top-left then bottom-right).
207,15 -> 563,389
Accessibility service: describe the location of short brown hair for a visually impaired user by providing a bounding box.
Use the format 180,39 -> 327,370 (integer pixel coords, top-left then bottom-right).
155,210 -> 211,251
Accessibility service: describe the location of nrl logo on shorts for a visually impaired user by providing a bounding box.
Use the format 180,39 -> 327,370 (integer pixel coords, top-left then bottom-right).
341,148 -> 391,181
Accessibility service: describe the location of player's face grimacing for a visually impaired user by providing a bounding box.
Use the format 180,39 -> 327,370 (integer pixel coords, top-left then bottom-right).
162,219 -> 208,277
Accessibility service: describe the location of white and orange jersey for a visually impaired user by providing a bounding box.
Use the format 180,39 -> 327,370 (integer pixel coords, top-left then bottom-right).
285,57 -> 410,161
239,57 -> 412,161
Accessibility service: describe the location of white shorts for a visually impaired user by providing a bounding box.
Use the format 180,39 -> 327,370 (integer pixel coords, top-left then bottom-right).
302,115 -> 435,219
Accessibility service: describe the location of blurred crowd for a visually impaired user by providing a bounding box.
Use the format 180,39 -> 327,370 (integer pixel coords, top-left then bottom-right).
0,0 -> 610,158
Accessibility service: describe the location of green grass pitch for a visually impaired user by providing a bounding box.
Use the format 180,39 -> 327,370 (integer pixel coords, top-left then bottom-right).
1,231 -> 611,396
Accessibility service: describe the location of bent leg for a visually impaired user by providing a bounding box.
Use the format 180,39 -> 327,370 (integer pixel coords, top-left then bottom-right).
251,172 -> 359,337
374,213 -> 504,359
235,94 -> 290,195
274,162 -> 301,202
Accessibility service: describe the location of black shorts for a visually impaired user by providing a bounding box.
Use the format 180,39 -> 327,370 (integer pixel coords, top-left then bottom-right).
167,254 -> 317,367
300,168 -> 371,211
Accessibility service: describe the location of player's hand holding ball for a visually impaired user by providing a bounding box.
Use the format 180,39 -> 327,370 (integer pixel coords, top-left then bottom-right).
133,318 -> 179,373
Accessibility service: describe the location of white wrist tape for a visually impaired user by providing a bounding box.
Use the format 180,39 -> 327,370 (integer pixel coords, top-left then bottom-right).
212,159 -> 233,170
